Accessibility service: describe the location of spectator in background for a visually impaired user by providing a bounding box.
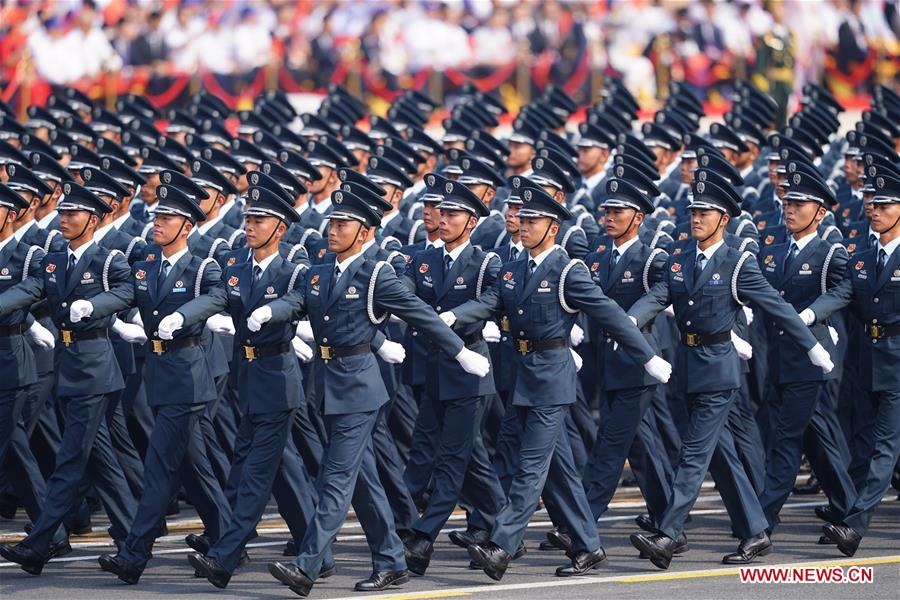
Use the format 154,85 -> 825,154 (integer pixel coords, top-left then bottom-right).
234,7 -> 273,71
471,6 -> 516,67
129,10 -> 169,69
838,0 -> 871,74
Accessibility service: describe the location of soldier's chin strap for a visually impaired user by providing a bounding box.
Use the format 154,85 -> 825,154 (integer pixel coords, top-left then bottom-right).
884,208 -> 900,236
333,221 -> 364,255
613,209 -> 639,241
37,184 -> 58,210
70,211 -> 96,244
159,217 -> 189,247
444,213 -> 473,247
526,219 -> 556,250
254,218 -> 285,251
696,212 -> 725,245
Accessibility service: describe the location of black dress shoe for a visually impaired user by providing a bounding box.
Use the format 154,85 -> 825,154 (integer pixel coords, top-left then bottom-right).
0,543 -> 47,576
630,533 -> 676,570
545,529 -> 572,553
638,532 -> 689,558
467,542 -> 511,581
634,514 -> 657,533
63,519 -> 93,536
237,550 -> 251,568
319,562 -> 336,578
817,534 -> 836,545
814,506 -> 838,523
354,569 -> 410,591
185,533 -> 211,555
555,547 -> 606,576
283,539 -> 297,556
822,523 -> 861,557
513,540 -> 527,560
404,535 -> 434,576
47,539 -> 72,560
793,475 -> 820,495
448,527 -> 489,548
722,532 -> 773,564
98,553 -> 142,584
187,552 -> 231,589
268,561 -> 313,596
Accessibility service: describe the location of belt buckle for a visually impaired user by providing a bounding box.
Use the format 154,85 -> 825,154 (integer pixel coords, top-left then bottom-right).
60,329 -> 74,345
516,339 -> 532,354
685,332 -> 699,347
500,316 -> 510,332
869,324 -> 884,339
151,339 -> 165,354
319,345 -> 333,360
243,345 -> 258,361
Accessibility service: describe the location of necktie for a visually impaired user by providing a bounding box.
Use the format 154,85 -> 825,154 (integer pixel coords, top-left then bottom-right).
253,265 -> 262,282
333,264 -> 341,284
869,234 -> 878,249
443,254 -> 452,274
66,253 -> 76,280
694,254 -> 706,281
158,260 -> 170,283
510,246 -> 519,261
611,248 -> 620,268
527,259 -> 536,282
784,243 -> 798,273
876,248 -> 888,279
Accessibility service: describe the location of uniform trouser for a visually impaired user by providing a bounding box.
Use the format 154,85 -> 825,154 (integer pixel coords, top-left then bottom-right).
371,403 -> 418,532
650,383 -> 682,467
21,393 -> 136,555
658,389 -> 768,541
206,377 -> 236,486
1,388 -> 64,545
803,386 -> 855,514
760,381 -> 857,531
389,382 -> 418,463
847,386 -> 882,490
120,403 -> 232,571
120,361 -> 154,458
843,390 -> 900,537
494,399 -> 523,494
294,409 -> 406,581
730,375 -> 766,494
403,384 -> 437,504
490,405 -> 600,558
292,398 -> 325,477
105,389 -> 145,499
412,395 -> 505,540
584,385 -> 672,522
207,409 -> 296,574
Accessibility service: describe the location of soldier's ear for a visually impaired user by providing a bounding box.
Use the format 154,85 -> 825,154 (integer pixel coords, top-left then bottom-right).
276,221 -> 287,236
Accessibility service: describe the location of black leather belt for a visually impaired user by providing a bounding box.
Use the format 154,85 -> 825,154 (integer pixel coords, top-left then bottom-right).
513,336 -> 567,355
0,324 -> 25,336
868,324 -> 900,339
58,329 -> 108,346
242,342 -> 291,360
149,336 -> 201,355
681,331 -> 731,347
318,342 -> 370,360
461,331 -> 484,346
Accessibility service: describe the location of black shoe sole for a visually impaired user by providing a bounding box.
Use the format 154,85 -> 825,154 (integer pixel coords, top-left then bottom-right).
355,573 -> 410,591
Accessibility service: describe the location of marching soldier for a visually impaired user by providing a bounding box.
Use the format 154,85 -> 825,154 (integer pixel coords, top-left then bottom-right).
439,186 -> 672,579
92,185 -> 232,584
800,175 -> 900,556
0,183 -> 137,575
263,189 -> 489,596
627,179 -> 833,569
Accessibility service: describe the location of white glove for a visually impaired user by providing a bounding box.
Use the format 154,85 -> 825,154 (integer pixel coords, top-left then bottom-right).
807,342 -> 834,374
482,320 -> 501,343
828,326 -> 839,345
27,321 -> 55,349
799,308 -> 816,326
129,311 -> 144,327
439,311 -> 457,327
157,312 -> 184,340
570,348 -> 583,372
112,318 -> 147,344
455,347 -> 490,377
247,306 -> 272,332
291,336 -> 314,363
643,355 -> 672,384
663,305 -> 675,317
69,299 -> 93,323
730,331 -> 753,360
376,339 -> 406,364
296,320 -> 314,342
206,314 -> 235,336
742,306 -> 754,325
569,323 -> 585,347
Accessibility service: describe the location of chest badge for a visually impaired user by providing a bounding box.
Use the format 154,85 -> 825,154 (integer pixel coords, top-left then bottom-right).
228,276 -> 239,286
145,253 -> 155,261
671,263 -> 682,273
347,286 -> 356,295
764,255 -> 774,264
1,268 -> 8,276
456,276 -> 465,285
590,262 -> 599,272
855,261 -> 865,271
227,257 -> 236,266
82,271 -> 92,280
419,264 -> 429,274
135,270 -> 146,280
310,274 -> 320,286
46,263 -> 57,273
267,286 -> 275,294
175,280 -> 184,288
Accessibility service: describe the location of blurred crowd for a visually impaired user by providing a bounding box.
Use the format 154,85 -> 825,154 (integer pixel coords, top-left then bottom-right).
1,0 -> 898,102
